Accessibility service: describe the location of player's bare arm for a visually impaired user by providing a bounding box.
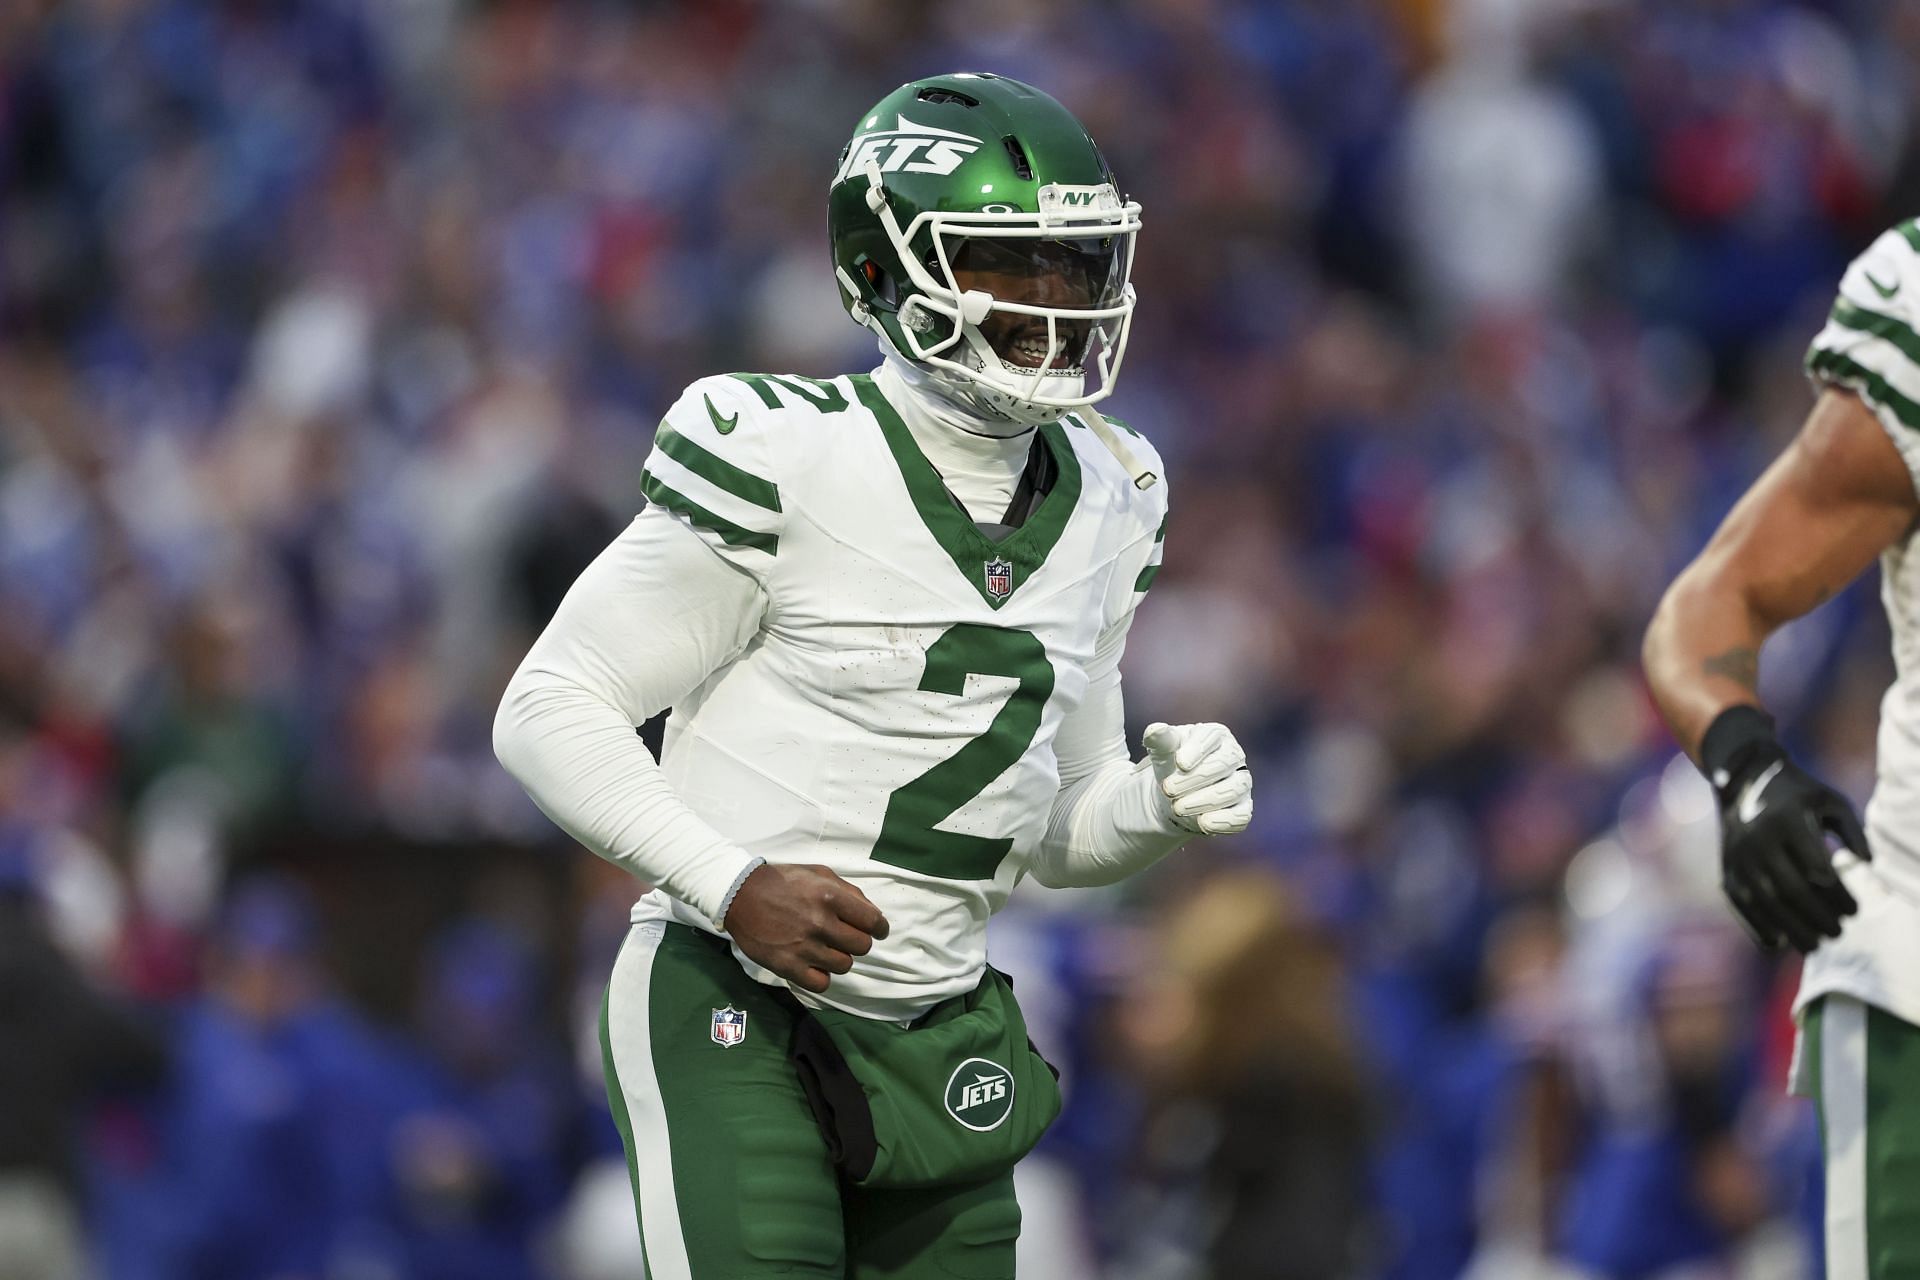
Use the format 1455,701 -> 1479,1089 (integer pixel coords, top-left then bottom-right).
1644,388 -> 1918,949
1645,388 -> 1918,752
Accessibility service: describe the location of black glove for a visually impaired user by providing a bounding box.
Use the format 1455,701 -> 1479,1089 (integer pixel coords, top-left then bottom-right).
1701,705 -> 1869,953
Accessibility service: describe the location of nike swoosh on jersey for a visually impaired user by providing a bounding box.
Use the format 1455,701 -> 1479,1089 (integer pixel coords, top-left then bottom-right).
1865,269 -> 1901,300
1737,759 -> 1785,825
705,395 -> 739,434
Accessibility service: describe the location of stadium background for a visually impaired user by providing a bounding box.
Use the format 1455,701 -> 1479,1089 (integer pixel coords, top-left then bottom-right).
0,0 -> 1912,1276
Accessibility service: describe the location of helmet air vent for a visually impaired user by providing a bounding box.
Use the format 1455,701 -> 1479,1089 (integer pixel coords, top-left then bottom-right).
1002,136 -> 1033,181
915,87 -> 980,108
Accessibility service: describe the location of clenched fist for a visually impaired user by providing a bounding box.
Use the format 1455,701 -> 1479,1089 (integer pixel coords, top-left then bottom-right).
722,863 -> 890,994
1142,721 -> 1253,835
1703,705 -> 1866,953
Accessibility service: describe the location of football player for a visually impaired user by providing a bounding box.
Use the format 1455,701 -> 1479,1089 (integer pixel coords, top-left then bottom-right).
1644,220 -> 1920,1278
494,73 -> 1252,1278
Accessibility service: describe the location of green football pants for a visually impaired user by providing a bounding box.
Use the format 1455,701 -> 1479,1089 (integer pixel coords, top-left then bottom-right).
1804,995 -> 1920,1278
599,919 -> 1022,1279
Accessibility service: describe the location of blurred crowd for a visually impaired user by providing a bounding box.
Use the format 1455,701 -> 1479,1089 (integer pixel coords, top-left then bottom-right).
2,0 -> 1915,1276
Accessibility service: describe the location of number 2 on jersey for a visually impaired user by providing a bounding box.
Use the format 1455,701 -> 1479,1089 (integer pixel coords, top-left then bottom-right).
870,624 -> 1055,882
731,373 -> 848,414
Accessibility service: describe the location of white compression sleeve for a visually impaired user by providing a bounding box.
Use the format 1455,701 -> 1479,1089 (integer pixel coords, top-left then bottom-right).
493,507 -> 767,923
1028,616 -> 1189,889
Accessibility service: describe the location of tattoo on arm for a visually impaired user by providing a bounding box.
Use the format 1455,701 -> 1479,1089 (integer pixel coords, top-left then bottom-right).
1701,645 -> 1760,691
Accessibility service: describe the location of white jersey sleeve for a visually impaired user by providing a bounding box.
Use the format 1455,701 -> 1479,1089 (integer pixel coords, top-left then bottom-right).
639,375 -> 789,581
1807,221 -> 1920,495
1050,461 -> 1166,788
493,489 -> 769,924
1029,470 -> 1189,890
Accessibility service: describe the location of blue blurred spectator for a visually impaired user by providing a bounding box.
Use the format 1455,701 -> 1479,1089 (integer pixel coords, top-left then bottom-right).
1556,923 -> 1800,1278
380,920 -> 576,1280
92,878 -> 338,1280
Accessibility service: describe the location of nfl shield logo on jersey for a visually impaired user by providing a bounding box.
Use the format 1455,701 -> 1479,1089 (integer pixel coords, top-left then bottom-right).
984,558 -> 1013,601
710,1006 -> 747,1048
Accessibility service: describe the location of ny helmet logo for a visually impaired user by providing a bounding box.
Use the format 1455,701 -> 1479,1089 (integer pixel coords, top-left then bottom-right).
1038,184 -> 1121,215
984,558 -> 1013,601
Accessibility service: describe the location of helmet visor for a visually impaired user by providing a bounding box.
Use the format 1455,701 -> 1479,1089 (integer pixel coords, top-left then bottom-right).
943,232 -> 1133,370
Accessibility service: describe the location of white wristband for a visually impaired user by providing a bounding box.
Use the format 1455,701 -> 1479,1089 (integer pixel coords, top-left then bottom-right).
714,856 -> 767,932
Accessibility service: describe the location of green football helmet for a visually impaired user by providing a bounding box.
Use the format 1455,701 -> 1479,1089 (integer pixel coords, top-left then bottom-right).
828,72 -> 1142,424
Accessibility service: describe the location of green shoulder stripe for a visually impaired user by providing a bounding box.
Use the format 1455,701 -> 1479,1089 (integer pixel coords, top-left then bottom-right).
1831,299 -> 1920,370
641,470 -> 778,554
653,423 -> 781,512
1900,220 -> 1920,254
1154,514 -> 1166,544
1807,348 -> 1920,432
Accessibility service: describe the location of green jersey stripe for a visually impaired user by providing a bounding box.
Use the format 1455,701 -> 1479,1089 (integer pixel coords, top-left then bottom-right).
1807,349 -> 1920,432
854,375 -> 1083,611
1830,299 -> 1920,370
653,424 -> 782,513
641,470 -> 779,554
1154,515 -> 1166,544
1901,220 -> 1920,254
1134,562 -> 1160,593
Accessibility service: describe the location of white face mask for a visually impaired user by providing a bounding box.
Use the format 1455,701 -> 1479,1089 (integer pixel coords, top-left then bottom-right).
857,167 -> 1142,424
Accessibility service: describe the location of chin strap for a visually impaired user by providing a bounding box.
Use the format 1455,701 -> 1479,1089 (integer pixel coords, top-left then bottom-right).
1082,409 -> 1158,490
878,347 -> 1156,488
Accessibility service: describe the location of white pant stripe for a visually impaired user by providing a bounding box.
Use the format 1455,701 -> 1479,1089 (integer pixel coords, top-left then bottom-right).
607,921 -> 690,1280
1824,996 -> 1870,1280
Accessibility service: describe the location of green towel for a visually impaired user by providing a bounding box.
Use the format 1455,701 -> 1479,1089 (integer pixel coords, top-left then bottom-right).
789,967 -> 1062,1189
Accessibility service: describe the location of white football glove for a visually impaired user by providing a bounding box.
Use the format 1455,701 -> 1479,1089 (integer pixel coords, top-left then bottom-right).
1142,722 -> 1253,836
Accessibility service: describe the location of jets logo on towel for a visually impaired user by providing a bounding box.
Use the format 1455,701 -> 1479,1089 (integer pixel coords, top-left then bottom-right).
944,1057 -> 1015,1131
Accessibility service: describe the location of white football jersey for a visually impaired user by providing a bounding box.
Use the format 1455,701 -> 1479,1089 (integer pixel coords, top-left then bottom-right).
628,371 -> 1166,1020
1798,220 -> 1920,1030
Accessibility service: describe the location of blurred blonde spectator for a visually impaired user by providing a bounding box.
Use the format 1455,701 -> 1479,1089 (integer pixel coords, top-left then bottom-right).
1122,869 -> 1370,1279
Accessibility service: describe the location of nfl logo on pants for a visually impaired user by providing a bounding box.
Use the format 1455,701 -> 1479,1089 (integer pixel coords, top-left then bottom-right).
711,1005 -> 747,1047
984,558 -> 1012,601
